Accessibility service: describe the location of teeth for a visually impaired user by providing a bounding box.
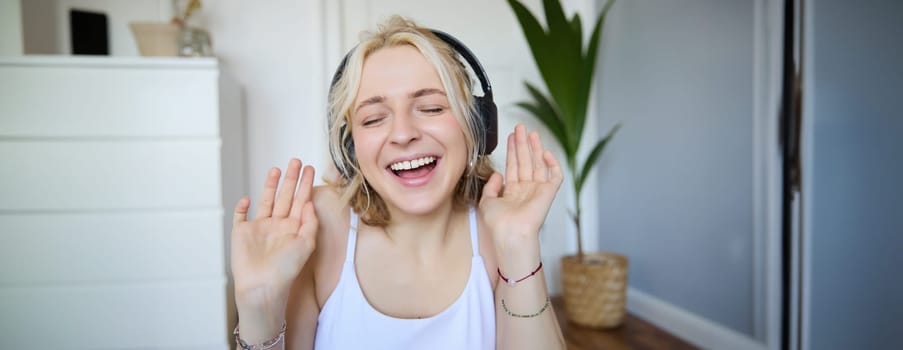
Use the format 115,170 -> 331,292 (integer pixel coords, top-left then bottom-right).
390,156 -> 436,171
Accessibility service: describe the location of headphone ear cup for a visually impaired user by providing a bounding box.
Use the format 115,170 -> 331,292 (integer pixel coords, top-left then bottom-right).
332,125 -> 356,179
343,137 -> 357,180
474,95 -> 498,155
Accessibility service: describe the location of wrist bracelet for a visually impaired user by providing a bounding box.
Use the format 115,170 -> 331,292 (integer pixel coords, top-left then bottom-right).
233,321 -> 286,350
498,261 -> 543,286
501,296 -> 551,318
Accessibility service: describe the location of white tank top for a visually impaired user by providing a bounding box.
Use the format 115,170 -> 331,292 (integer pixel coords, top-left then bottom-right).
313,207 -> 496,349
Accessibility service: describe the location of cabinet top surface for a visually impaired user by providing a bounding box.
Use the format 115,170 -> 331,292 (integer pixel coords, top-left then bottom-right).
0,55 -> 218,69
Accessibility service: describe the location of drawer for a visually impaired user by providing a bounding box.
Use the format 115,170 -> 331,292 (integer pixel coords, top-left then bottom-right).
0,211 -> 225,284
0,281 -> 228,349
0,63 -> 220,137
0,140 -> 223,210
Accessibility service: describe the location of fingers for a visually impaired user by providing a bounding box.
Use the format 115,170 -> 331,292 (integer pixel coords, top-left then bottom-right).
289,165 -> 316,220
529,131 -> 548,181
292,202 -> 320,261
254,167 -> 281,219
505,132 -> 518,184
297,201 -> 319,240
544,150 -> 564,187
515,124 -> 533,181
232,196 -> 250,226
482,172 -> 504,200
507,124 -> 550,183
272,159 -> 302,217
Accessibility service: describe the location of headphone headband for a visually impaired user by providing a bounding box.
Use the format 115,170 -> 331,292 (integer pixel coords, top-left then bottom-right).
429,30 -> 494,102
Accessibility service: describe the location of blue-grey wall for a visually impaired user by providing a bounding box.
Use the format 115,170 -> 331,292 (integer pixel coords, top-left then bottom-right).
594,0 -> 756,337
805,0 -> 903,348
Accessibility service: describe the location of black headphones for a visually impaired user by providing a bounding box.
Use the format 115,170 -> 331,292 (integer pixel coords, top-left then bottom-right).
329,29 -> 498,180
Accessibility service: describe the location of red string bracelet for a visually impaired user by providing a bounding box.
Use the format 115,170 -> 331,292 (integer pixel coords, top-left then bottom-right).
498,261 -> 543,286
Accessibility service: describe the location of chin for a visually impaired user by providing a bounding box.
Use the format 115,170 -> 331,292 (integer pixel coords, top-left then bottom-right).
384,191 -> 453,217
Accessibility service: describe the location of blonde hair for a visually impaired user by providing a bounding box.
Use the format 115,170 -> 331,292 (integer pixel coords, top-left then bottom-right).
326,16 -> 495,226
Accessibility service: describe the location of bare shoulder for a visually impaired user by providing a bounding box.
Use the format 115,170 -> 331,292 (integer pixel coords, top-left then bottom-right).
311,184 -> 349,259
476,210 -> 500,291
285,186 -> 347,349
310,185 -> 351,307
284,185 -> 348,348
311,185 -> 347,229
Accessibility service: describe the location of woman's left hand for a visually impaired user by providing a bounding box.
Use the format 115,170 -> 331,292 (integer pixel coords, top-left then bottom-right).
480,124 -> 563,250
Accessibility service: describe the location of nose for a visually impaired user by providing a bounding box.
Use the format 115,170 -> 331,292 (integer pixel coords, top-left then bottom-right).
388,111 -> 421,146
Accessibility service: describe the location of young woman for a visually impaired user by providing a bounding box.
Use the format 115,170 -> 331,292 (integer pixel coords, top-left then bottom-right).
230,16 -> 566,350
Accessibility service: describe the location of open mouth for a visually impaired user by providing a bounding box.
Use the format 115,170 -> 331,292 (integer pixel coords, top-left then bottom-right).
388,156 -> 438,179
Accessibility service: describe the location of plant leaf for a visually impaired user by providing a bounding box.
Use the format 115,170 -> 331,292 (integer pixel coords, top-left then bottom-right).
520,82 -> 572,155
508,0 -> 558,94
576,123 -> 621,194
509,0 -> 577,165
510,0 -> 619,194
574,0 -> 616,143
570,13 -> 583,54
540,0 -> 580,128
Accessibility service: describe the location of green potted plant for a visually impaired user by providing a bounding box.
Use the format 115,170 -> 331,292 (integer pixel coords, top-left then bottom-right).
508,0 -> 627,328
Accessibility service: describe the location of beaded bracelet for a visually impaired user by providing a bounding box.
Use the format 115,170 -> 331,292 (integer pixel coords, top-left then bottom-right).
498,261 -> 543,286
233,321 -> 286,350
501,296 -> 551,318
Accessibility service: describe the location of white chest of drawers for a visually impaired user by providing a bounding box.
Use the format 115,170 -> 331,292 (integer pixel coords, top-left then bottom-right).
0,56 -> 245,349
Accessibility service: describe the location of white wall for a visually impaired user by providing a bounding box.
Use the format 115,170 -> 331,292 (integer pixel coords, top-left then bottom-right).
202,0 -> 330,202
803,0 -> 903,348
594,0 -> 758,340
0,0 -> 23,55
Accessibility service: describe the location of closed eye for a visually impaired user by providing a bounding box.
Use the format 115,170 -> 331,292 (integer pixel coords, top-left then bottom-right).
420,107 -> 445,114
362,116 -> 385,126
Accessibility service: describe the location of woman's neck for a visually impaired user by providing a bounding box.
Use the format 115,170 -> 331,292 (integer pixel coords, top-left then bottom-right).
381,200 -> 464,253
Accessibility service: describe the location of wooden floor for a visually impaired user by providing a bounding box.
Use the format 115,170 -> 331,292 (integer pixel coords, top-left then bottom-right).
552,296 -> 698,350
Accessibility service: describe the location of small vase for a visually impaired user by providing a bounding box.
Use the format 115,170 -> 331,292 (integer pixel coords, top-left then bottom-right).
178,26 -> 213,57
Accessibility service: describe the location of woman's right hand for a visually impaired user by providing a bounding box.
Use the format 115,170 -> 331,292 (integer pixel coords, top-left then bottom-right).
230,158 -> 318,310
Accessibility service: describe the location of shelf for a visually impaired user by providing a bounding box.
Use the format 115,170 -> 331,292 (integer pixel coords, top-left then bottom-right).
0,55 -> 218,69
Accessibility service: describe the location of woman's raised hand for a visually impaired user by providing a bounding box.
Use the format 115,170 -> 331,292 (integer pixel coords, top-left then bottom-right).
480,124 -> 563,248
231,158 -> 318,305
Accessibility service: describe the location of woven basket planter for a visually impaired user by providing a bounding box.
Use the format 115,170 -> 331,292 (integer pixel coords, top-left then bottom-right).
560,252 -> 629,328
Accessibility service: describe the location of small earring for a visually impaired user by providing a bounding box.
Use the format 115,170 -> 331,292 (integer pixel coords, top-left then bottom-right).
361,179 -> 373,211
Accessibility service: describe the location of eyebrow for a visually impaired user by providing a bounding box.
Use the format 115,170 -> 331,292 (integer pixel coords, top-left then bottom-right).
355,88 -> 447,113
411,88 -> 446,98
355,96 -> 385,113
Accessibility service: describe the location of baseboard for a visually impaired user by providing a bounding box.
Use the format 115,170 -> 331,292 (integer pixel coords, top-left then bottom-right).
627,287 -> 766,350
